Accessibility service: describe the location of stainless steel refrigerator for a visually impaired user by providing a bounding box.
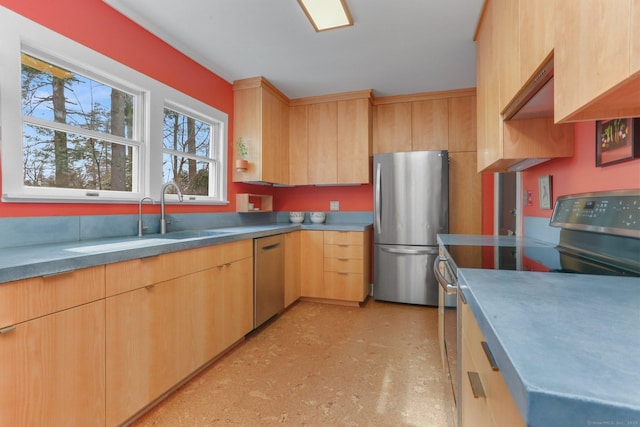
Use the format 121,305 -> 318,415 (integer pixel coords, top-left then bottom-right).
373,150 -> 449,306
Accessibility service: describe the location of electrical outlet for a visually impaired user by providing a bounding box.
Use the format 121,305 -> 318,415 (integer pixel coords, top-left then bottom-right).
330,200 -> 340,211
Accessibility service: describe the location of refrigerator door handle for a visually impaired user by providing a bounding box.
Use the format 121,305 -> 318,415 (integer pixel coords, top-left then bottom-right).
380,247 -> 438,256
375,162 -> 382,234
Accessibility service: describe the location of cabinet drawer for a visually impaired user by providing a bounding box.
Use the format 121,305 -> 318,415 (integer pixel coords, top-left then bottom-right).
324,231 -> 362,245
324,257 -> 363,274
223,239 -> 253,263
323,244 -> 363,259
324,271 -> 365,302
0,266 -> 105,328
106,245 -> 223,296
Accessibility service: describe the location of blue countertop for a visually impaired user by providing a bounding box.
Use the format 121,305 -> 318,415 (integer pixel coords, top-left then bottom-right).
437,233 -> 552,247
458,268 -> 640,427
0,222 -> 372,284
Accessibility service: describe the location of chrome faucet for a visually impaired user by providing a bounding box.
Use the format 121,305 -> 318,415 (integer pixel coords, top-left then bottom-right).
160,181 -> 183,234
137,196 -> 154,237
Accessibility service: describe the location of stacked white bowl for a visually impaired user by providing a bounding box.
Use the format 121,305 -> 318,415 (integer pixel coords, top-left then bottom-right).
289,212 -> 305,223
310,212 -> 326,224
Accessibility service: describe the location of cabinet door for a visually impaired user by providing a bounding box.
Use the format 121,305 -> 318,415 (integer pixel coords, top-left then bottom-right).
448,95 -> 477,153
300,231 -> 325,298
373,102 -> 412,153
475,0 -> 501,172
519,0 -> 555,82
106,271 -> 216,426
449,152 -> 482,235
337,98 -> 372,184
284,231 -> 301,307
308,102 -> 338,184
262,90 -> 289,184
233,86 -> 261,182
496,0 -> 520,110
222,256 -> 254,348
0,301 -> 105,427
289,104 -> 309,185
555,0 -> 634,121
411,99 -> 449,151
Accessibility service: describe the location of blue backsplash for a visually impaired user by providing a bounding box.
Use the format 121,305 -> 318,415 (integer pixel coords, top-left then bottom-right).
0,211 -> 373,249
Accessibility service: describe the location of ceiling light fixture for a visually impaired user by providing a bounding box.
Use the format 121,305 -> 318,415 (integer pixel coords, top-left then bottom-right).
297,0 -> 353,32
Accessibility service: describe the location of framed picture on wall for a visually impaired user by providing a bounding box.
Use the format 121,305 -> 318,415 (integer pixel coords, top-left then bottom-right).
596,118 -> 640,167
539,175 -> 552,209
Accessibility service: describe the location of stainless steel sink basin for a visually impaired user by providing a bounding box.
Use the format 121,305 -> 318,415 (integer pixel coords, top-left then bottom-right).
154,230 -> 230,240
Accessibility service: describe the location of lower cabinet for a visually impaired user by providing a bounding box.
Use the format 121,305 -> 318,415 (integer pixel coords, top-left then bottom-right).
0,266 -> 106,427
459,294 -> 525,427
106,240 -> 253,426
300,230 -> 371,303
0,300 -> 106,427
284,231 -> 301,307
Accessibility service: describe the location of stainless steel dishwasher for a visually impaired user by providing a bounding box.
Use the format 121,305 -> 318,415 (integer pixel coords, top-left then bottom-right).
254,234 -> 284,328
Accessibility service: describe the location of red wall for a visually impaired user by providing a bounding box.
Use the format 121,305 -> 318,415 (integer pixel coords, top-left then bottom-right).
521,121 -> 640,219
274,185 -> 373,212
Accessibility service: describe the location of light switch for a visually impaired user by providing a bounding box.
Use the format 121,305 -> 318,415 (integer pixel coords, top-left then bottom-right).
330,200 -> 340,211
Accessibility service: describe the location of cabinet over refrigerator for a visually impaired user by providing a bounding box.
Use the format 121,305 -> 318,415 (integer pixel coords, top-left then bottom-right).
373,150 -> 449,306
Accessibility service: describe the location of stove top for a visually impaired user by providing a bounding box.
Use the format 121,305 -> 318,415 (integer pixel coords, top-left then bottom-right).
440,190 -> 640,277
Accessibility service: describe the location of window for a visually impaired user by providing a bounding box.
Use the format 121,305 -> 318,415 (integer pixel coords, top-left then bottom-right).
21,53 -> 141,195
162,105 -> 225,200
0,8 -> 228,204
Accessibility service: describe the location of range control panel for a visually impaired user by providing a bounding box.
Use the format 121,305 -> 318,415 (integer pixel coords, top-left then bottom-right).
550,190 -> 640,237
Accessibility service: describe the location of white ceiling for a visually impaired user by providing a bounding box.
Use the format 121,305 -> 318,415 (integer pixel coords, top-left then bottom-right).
104,0 -> 484,99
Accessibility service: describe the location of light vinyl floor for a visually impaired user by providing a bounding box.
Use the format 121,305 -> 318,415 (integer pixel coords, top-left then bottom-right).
133,300 -> 455,427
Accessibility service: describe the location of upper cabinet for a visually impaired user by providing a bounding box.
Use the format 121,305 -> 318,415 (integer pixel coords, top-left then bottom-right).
233,77 -> 289,184
555,0 -> 640,122
290,90 -> 373,185
475,0 -> 574,173
234,77 -> 372,186
373,89 -> 476,154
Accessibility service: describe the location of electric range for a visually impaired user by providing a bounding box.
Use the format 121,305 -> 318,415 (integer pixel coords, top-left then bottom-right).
435,189 -> 640,413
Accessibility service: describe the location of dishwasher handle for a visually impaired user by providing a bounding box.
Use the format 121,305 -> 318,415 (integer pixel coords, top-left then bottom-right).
433,256 -> 457,295
261,242 -> 281,251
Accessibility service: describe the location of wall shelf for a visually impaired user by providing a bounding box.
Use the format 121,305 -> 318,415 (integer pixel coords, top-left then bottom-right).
236,193 -> 273,212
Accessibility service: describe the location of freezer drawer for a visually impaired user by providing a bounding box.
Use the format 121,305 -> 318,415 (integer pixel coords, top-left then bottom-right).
374,244 -> 439,306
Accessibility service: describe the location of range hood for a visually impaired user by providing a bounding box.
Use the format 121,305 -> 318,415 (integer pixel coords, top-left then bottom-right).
503,57 -> 554,121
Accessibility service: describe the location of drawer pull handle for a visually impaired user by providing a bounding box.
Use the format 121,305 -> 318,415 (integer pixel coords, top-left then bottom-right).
145,285 -> 155,290
467,371 -> 485,398
338,272 -> 349,275
481,341 -> 499,371
338,258 -> 349,261
0,325 -> 17,334
338,244 -> 349,247
42,269 -> 75,278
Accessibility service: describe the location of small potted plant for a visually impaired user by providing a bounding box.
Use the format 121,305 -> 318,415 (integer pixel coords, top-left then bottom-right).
235,138 -> 249,172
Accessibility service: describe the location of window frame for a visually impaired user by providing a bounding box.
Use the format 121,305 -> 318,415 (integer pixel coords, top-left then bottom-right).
0,8 -> 228,205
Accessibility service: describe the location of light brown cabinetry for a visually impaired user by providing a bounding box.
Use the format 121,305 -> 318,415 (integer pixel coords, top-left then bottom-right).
300,230 -> 325,298
0,267 -> 106,427
300,230 -> 371,303
459,295 -> 525,427
555,0 -> 640,122
373,102 -> 412,153
475,0 -> 574,173
290,91 -> 373,185
288,105 -> 309,185
106,241 -> 253,426
233,77 -> 289,184
308,101 -> 338,184
284,231 -> 301,307
323,230 -> 371,302
519,0 -> 555,83
373,91 -> 476,154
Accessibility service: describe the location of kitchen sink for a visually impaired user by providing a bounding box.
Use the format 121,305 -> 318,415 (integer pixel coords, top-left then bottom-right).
154,230 -> 230,239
